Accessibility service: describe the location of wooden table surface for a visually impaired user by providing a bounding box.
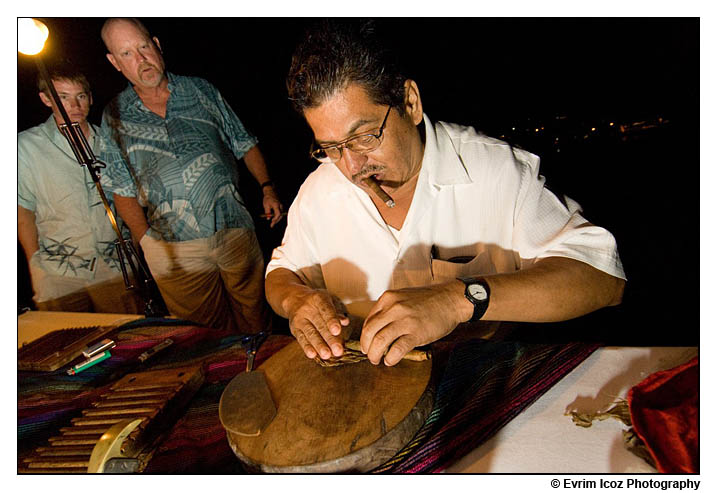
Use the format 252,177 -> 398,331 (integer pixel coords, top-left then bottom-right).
17,310 -> 144,348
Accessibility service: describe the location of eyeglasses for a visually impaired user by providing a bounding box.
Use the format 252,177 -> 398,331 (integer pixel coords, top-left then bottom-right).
309,105 -> 392,163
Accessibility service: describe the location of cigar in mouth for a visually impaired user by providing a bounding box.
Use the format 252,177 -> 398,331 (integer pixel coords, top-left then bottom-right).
363,176 -> 395,208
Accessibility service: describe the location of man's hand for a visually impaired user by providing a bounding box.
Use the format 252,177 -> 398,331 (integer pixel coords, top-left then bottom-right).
262,186 -> 284,228
284,288 -> 351,360
360,280 -> 471,366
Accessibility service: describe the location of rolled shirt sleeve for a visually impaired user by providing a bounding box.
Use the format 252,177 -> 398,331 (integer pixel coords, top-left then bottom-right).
266,195 -> 327,290
17,154 -> 37,212
510,146 -> 625,278
204,81 -> 258,160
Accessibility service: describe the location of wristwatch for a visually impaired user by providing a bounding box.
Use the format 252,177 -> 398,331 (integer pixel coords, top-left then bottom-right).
457,277 -> 491,323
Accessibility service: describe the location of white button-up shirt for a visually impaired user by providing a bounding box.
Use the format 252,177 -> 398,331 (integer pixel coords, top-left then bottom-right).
267,114 -> 625,305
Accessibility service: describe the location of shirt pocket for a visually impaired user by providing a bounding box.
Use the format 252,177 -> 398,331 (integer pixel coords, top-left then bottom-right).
430,256 -> 478,284
429,241 -> 523,284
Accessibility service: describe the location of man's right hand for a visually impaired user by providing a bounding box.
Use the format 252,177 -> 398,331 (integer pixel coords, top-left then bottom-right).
283,288 -> 350,360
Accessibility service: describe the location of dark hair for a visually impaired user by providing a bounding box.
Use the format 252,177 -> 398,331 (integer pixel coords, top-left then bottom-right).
287,19 -> 407,114
37,62 -> 90,96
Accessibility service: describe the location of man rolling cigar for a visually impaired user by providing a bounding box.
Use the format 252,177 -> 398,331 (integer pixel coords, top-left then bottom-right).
265,20 -> 626,366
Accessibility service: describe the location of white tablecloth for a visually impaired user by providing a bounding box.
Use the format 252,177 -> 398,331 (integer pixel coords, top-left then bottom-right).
446,346 -> 698,473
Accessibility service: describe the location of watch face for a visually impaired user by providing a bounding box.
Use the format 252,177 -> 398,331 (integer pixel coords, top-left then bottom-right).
468,283 -> 488,301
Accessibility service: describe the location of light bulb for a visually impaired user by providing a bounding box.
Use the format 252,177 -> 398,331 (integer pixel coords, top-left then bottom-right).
18,18 -> 49,56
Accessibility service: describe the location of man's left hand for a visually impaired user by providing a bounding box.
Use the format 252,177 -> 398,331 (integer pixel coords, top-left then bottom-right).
359,280 -> 472,366
262,186 -> 284,228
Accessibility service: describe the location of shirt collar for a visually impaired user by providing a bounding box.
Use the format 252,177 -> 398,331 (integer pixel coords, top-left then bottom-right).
41,114 -> 96,148
421,113 -> 473,187
166,71 -> 178,91
125,71 -> 175,110
41,114 -> 61,141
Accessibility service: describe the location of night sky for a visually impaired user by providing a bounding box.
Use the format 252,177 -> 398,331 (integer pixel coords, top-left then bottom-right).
18,18 -> 697,136
15,17 -> 700,345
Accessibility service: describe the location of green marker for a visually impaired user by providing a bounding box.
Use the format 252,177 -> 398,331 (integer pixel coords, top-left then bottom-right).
67,350 -> 111,375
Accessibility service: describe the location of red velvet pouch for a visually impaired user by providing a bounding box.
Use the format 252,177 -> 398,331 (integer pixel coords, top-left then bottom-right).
627,356 -> 698,473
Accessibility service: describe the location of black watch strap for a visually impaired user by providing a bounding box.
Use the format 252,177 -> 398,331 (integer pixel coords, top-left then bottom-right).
458,276 -> 490,323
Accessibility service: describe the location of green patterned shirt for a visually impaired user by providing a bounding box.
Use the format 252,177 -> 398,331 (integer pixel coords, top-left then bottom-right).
99,73 -> 257,241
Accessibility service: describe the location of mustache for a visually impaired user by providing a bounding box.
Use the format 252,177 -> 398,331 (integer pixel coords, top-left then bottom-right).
138,61 -> 160,73
351,165 -> 384,183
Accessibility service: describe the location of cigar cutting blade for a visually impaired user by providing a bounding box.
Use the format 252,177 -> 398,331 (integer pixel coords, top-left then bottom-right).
219,331 -> 276,437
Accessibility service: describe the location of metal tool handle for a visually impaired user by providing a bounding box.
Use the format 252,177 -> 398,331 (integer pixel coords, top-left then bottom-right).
242,331 -> 268,372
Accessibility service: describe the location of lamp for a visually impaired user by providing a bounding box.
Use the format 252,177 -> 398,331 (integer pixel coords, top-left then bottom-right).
18,18 -> 165,317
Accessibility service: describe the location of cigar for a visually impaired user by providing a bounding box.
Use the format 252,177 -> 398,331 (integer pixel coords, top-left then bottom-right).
363,176 -> 395,208
344,340 -> 430,362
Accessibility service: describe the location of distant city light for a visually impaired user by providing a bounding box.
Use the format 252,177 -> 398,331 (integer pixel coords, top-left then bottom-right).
497,113 -> 666,150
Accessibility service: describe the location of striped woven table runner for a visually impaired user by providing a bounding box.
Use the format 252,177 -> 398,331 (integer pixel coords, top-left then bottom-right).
18,318 -> 598,473
372,340 -> 599,473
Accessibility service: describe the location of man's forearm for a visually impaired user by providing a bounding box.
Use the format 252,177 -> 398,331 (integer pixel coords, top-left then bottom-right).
265,267 -> 315,319
361,256 -> 625,365
113,194 -> 150,243
476,256 -> 625,323
242,145 -> 272,185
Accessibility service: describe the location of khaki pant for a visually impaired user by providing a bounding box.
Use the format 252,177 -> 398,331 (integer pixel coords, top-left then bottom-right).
140,228 -> 268,333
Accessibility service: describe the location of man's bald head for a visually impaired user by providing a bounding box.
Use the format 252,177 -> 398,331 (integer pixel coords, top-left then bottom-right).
102,18 -> 166,91
101,18 -> 151,52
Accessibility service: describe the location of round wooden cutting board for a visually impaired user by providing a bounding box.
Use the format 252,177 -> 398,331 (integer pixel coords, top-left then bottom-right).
226,340 -> 433,473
